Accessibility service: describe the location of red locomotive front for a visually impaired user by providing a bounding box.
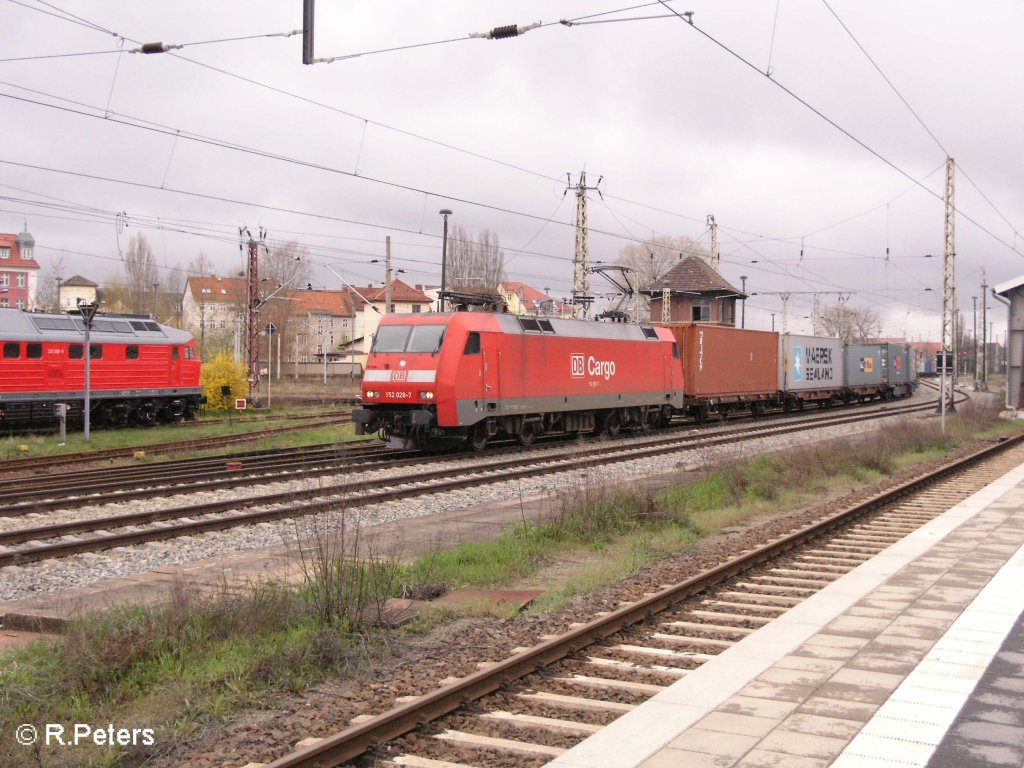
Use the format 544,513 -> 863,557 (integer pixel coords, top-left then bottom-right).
353,312 -> 683,450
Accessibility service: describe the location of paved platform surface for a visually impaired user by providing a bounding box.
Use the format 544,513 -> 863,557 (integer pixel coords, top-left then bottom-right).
547,461 -> 1024,768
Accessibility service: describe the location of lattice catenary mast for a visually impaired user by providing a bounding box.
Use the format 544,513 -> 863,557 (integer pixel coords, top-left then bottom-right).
568,171 -> 601,320
939,157 -> 957,419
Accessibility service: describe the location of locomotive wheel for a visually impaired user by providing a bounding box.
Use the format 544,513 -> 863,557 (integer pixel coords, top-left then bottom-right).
516,422 -> 537,447
469,422 -> 488,452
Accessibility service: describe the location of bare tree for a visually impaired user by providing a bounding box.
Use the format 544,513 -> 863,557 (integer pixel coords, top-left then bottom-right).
818,304 -> 880,344
615,234 -> 709,312
186,252 -> 217,277
446,226 -> 505,293
122,232 -> 160,315
36,254 -> 67,312
258,241 -> 311,356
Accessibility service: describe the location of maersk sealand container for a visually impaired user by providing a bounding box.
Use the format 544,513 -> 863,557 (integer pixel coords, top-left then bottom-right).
778,334 -> 844,400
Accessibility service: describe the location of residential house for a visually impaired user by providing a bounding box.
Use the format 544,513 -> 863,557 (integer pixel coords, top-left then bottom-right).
498,281 -> 571,318
0,226 -> 40,310
58,275 -> 99,311
345,279 -> 434,358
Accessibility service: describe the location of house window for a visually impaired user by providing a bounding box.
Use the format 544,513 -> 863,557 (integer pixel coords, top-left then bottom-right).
16,300 -> 24,310
0,299 -> 8,308
692,299 -> 711,322
20,247 -> 31,260
721,300 -> 734,326
0,248 -> 9,259
412,305 -> 422,313
0,275 -> 8,287
16,274 -> 25,287
220,320 -> 226,329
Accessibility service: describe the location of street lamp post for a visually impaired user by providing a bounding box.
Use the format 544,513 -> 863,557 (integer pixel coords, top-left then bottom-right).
80,302 -> 99,442
439,208 -> 453,311
740,275 -> 747,328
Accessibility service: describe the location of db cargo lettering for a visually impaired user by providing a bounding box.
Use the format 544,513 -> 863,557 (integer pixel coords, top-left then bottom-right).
572,353 -> 616,380
588,357 -> 616,380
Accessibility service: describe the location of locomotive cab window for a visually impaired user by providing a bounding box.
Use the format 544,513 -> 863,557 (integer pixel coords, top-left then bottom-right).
90,345 -> 102,360
26,343 -> 43,359
126,346 -> 140,360
185,347 -> 196,360
69,344 -> 83,359
371,325 -> 446,354
464,332 -> 481,355
672,342 -> 680,359
3,342 -> 18,359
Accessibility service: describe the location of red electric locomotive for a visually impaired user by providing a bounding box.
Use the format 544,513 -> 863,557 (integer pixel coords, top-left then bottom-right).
0,308 -> 204,428
353,312 -> 684,450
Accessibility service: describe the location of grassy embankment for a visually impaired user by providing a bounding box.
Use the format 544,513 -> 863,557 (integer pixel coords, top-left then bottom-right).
1,402 -> 1019,767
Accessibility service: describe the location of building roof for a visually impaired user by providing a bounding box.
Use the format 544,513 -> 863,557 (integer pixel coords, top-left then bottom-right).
643,255 -> 741,296
0,233 -> 41,270
994,275 -> 1024,297
354,279 -> 432,306
61,274 -> 98,288
289,289 -> 353,316
185,275 -> 247,300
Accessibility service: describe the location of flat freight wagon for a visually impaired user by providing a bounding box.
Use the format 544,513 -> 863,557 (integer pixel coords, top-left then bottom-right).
658,324 -> 779,421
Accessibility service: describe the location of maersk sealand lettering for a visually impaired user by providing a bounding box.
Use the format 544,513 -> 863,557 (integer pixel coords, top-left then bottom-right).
800,346 -> 834,382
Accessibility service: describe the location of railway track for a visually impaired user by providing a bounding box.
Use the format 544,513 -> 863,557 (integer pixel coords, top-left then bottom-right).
256,430 -> 1024,768
0,413 -> 353,475
0,398 -> 938,568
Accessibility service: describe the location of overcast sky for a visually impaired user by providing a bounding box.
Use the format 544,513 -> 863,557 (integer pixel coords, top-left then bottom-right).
3,1 -> 1022,342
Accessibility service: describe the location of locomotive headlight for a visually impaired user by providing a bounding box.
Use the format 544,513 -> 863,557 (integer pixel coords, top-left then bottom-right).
365,390 -> 379,399
419,391 -> 434,400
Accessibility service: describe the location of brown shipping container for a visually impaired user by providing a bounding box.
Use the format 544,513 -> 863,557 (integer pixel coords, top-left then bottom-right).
660,324 -> 779,399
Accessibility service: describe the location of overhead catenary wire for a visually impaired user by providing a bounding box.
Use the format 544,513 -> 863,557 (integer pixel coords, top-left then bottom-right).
653,0 -> 1023,258
820,0 -> 1024,250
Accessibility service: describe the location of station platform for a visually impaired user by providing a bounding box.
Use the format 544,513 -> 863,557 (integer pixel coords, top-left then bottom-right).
547,461 -> 1024,768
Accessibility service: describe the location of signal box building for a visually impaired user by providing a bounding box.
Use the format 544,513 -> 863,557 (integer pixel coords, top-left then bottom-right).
642,255 -> 744,325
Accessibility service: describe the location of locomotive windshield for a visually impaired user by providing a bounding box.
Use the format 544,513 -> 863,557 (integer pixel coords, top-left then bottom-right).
372,324 -> 446,354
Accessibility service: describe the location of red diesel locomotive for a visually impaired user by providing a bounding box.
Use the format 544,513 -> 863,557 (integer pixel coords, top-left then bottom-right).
352,312 -> 684,450
0,308 -> 204,428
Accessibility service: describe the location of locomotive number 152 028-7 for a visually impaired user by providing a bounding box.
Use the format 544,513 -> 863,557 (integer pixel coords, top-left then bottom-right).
384,391 -> 413,400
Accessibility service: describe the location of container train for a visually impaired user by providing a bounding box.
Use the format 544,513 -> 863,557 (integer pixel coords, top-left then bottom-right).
0,308 -> 204,429
353,313 -> 917,450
